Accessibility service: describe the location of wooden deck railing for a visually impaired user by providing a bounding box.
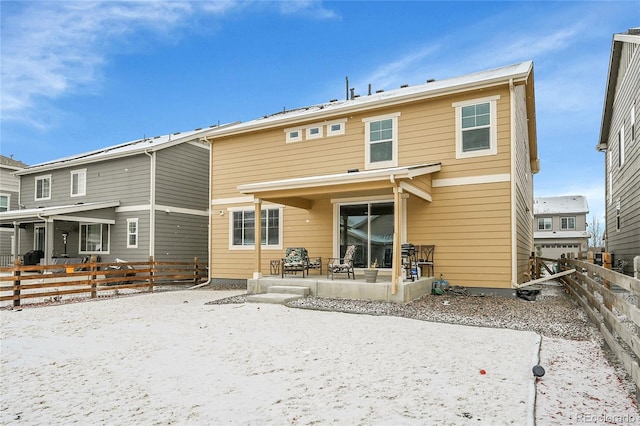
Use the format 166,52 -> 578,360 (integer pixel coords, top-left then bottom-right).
551,257 -> 640,393
0,256 -> 207,307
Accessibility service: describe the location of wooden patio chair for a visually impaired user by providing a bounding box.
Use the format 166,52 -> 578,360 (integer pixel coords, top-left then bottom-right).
327,245 -> 356,280
281,247 -> 310,278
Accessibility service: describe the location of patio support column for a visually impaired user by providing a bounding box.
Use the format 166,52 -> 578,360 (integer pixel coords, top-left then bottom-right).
391,185 -> 402,295
253,198 -> 263,279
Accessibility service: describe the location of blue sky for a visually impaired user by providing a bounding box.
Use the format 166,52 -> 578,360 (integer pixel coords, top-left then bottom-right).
1,1 -> 638,222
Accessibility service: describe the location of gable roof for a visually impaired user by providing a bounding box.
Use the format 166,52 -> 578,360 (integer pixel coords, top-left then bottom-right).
597,28 -> 640,151
533,196 -> 589,215
15,125 -> 232,176
205,61 -> 535,137
0,155 -> 28,170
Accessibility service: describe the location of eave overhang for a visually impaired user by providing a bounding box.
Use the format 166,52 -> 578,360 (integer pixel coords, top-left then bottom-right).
0,200 -> 120,224
237,163 -> 441,209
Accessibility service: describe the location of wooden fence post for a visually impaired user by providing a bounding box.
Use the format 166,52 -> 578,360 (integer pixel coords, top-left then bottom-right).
90,255 -> 97,298
148,256 -> 154,292
13,258 -> 21,308
194,257 -> 200,285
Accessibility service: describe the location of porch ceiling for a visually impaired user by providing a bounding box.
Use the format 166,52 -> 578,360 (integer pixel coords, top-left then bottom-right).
238,163 -> 441,209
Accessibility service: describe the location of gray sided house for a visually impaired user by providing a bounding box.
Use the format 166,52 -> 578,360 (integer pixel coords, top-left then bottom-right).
597,28 -> 640,274
0,128 -> 216,266
0,155 -> 29,265
533,195 -> 590,259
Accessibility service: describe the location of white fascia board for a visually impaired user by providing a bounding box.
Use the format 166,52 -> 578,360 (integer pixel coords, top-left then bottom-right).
0,200 -> 120,220
238,163 -> 441,194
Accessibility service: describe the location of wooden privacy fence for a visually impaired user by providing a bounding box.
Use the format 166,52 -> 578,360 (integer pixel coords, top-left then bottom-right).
0,256 -> 207,307
552,257 -> 640,394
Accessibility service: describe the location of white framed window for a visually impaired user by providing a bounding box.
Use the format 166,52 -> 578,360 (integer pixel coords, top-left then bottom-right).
619,126 -> 625,167
560,216 -> 576,230
127,218 -> 138,248
537,217 -> 552,231
326,120 -> 346,136
0,194 -> 9,212
35,175 -> 51,201
34,225 -> 45,251
453,95 -> 499,159
80,223 -> 110,253
70,169 -> 87,197
285,129 -> 302,143
306,126 -> 323,140
363,112 -> 400,170
229,207 -> 282,249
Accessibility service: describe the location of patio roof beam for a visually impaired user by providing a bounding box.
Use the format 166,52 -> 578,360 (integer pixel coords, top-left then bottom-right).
398,181 -> 432,202
260,197 -> 313,210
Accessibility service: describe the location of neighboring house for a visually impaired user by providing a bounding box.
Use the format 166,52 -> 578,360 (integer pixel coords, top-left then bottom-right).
533,196 -> 590,259
0,155 -> 29,266
597,28 -> 640,275
204,61 -> 539,295
0,128 -> 218,266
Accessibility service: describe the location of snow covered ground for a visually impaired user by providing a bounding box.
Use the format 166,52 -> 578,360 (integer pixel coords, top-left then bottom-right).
0,290 -> 636,425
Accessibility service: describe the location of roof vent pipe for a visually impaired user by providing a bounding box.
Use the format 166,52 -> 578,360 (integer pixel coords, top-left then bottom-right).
345,76 -> 349,101
368,84 -> 372,96
350,88 -> 355,100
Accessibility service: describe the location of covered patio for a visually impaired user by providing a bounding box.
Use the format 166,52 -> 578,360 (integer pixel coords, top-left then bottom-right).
237,162 -> 441,302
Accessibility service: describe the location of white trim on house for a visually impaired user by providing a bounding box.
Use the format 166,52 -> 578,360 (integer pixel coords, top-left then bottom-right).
453,95 -> 500,159
0,200 -> 120,221
154,205 -> 208,216
432,173 -> 510,187
238,163 -> 441,194
211,196 -> 255,206
49,215 -> 116,225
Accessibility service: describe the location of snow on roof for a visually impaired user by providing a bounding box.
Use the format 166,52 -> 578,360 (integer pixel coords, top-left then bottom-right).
18,126 -> 224,174
534,196 -> 589,215
208,61 -> 533,136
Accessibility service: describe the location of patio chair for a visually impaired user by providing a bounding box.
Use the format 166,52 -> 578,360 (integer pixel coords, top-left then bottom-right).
417,245 -> 435,277
282,247 -> 310,278
308,255 -> 323,275
327,245 -> 356,280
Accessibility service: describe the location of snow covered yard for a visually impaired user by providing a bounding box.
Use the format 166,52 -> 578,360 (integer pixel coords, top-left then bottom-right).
0,290 -> 636,425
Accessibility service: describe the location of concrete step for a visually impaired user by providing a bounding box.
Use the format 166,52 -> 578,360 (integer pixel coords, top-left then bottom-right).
246,293 -> 305,304
267,285 -> 310,296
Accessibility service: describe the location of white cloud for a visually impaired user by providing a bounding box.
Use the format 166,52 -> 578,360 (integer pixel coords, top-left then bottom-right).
0,0 -> 337,127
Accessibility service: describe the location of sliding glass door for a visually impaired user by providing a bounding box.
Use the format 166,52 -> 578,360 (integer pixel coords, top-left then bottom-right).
338,201 -> 394,268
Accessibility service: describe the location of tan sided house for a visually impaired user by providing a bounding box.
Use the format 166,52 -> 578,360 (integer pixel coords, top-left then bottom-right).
205,61 -> 539,301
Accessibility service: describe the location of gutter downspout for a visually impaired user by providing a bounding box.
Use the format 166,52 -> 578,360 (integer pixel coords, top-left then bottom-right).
509,78 -> 518,287
190,137 -> 214,289
144,150 -> 156,258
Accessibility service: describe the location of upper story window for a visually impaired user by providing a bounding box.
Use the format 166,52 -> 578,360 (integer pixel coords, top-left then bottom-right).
286,129 -> 302,143
363,112 -> 400,170
35,175 -> 51,201
0,194 -> 9,212
560,217 -> 576,230
537,217 -> 552,231
127,218 -> 138,248
327,120 -> 346,136
306,126 -> 323,140
230,207 -> 282,249
70,169 -> 87,197
453,95 -> 499,159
